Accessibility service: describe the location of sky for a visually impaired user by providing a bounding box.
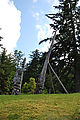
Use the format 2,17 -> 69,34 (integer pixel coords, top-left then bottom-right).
0,0 -> 80,62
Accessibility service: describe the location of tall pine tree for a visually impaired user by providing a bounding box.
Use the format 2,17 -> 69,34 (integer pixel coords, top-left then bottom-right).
23,49 -> 42,84
46,0 -> 80,92
0,48 -> 16,94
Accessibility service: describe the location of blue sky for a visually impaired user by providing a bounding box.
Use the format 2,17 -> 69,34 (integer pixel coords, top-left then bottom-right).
11,0 -> 59,61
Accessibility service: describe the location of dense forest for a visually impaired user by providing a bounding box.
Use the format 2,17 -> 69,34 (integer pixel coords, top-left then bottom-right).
0,0 -> 80,95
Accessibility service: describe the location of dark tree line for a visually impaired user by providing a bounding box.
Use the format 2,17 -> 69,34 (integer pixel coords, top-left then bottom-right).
0,48 -> 24,94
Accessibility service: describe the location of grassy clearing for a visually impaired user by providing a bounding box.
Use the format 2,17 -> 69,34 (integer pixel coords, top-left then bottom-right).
0,94 -> 80,120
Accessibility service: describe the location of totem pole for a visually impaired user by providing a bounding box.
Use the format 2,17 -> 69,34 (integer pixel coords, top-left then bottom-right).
12,58 -> 26,95
36,30 -> 68,94
36,31 -> 56,94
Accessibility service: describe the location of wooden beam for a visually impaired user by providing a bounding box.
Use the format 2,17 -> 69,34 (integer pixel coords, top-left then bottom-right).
49,62 -> 69,94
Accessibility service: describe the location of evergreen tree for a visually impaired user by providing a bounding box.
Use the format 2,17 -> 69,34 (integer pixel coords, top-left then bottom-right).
22,77 -> 36,94
0,48 -> 16,94
45,0 -> 80,92
0,36 -> 3,48
0,28 -> 3,48
14,50 -> 24,69
23,49 -> 42,84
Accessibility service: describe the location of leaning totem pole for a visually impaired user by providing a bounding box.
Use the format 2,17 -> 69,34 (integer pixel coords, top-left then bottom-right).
36,31 -> 68,94
12,58 -> 26,95
36,31 -> 56,94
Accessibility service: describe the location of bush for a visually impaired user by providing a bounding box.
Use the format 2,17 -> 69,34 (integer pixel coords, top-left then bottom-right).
22,77 -> 36,94
28,77 -> 36,94
22,82 -> 29,93
42,87 -> 48,94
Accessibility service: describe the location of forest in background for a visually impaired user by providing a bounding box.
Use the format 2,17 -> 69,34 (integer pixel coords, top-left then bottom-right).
0,0 -> 80,95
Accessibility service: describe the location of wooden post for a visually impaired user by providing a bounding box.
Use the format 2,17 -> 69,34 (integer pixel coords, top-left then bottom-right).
12,58 -> 26,95
36,31 -> 56,94
49,62 -> 69,94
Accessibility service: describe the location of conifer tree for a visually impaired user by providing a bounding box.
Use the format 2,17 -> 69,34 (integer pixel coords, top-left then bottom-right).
0,36 -> 3,48
46,0 -> 80,92
0,48 -> 16,94
23,49 -> 42,84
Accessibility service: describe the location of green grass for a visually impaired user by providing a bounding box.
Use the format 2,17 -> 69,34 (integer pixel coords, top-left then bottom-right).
0,94 -> 80,120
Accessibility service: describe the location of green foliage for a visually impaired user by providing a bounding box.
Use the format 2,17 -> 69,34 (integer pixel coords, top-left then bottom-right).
29,77 -> 36,94
0,36 -> 3,48
42,87 -> 48,94
23,49 -> 43,84
22,82 -> 29,93
44,74 -> 53,93
22,77 -> 36,94
0,29 -> 3,48
0,47 -> 25,95
14,50 -> 24,68
8,113 -> 20,120
43,0 -> 80,93
7,71 -> 15,94
0,48 -> 16,94
0,48 -> 25,95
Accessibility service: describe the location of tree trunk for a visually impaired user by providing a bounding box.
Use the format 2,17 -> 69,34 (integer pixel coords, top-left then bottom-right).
36,31 -> 56,94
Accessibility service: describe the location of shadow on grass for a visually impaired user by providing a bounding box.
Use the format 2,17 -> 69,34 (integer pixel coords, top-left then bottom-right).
71,108 -> 80,120
8,113 -> 20,120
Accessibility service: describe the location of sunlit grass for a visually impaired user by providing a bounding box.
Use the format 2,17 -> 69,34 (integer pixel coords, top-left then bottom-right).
0,94 -> 80,120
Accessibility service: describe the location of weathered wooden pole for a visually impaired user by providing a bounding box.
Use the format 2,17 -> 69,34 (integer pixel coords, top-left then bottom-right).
12,58 -> 26,95
36,31 -> 56,94
49,62 -> 69,94
20,58 -> 26,94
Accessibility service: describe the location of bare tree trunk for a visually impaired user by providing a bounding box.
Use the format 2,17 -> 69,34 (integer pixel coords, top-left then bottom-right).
36,31 -> 56,94
12,58 -> 26,95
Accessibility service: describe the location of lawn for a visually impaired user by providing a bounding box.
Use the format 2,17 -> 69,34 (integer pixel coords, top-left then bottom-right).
0,93 -> 80,120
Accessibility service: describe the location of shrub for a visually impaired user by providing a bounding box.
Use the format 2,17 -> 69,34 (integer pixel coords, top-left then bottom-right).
22,77 -> 36,94
22,82 -> 29,93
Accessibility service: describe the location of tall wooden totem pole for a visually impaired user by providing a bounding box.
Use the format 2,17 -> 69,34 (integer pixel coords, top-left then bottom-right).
12,58 -> 26,95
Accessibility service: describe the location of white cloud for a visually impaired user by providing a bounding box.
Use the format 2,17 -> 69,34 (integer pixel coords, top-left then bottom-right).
46,0 -> 59,5
32,12 -> 40,21
51,0 -> 59,13
33,0 -> 38,3
36,24 -> 53,41
78,0 -> 80,6
35,0 -> 59,52
53,0 -> 59,5
46,0 -> 51,3
36,24 -> 53,52
0,0 -> 21,53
